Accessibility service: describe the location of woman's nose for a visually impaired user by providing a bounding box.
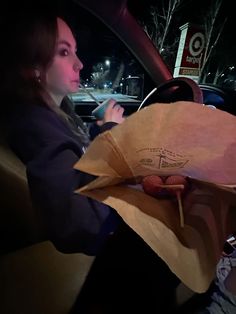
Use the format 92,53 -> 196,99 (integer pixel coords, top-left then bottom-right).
74,56 -> 83,72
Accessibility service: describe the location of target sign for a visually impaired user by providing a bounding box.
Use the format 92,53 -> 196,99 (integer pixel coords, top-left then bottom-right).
189,32 -> 205,57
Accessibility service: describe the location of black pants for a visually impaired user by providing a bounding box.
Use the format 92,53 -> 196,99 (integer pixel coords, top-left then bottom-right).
71,220 -> 180,313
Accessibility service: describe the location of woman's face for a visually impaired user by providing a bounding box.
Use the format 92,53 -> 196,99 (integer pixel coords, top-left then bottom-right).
44,17 -> 83,105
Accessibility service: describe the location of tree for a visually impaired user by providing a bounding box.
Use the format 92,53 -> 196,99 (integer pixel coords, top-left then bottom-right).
199,0 -> 227,83
140,0 -> 187,68
91,62 -> 110,89
139,0 -> 229,83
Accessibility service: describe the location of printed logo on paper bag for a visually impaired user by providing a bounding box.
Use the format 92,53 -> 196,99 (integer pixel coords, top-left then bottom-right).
135,147 -> 189,170
159,155 -> 188,169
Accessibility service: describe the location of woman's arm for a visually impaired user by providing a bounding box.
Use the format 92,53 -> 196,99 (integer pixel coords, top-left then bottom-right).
9,106 -> 120,255
26,139 -> 120,255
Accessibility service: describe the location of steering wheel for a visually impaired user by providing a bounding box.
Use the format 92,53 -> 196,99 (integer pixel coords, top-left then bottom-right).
140,77 -> 203,110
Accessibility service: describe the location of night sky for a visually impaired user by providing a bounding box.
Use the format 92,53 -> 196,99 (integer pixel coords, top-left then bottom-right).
127,0 -> 236,65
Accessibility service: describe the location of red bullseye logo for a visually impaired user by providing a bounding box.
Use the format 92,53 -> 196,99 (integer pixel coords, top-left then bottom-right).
189,32 -> 205,57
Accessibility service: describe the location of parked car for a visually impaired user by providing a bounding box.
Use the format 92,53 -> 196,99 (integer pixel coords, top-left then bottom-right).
199,83 -> 236,115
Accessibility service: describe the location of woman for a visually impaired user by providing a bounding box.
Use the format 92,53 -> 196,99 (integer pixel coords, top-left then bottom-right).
1,10 -> 125,254
0,8 -> 179,313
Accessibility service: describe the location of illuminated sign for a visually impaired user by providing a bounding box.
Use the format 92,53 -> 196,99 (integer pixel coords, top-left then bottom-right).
174,23 -> 205,81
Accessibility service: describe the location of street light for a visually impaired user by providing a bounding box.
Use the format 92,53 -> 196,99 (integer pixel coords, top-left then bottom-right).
105,59 -> 110,67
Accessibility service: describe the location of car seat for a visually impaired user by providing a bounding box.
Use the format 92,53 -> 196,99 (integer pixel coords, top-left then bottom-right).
0,138 -> 95,314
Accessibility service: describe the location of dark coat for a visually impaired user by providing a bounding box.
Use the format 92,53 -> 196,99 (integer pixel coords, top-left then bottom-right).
9,102 -> 120,255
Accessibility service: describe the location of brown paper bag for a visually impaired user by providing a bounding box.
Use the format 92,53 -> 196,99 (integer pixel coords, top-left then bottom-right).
74,101 -> 236,293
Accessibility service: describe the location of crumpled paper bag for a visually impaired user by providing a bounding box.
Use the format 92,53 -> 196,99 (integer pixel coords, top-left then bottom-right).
74,101 -> 236,293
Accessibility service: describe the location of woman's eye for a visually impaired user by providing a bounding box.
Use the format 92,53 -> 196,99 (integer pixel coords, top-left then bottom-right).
59,49 -> 69,56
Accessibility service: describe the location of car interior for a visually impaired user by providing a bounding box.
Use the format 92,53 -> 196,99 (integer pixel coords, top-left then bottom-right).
0,0 -> 235,313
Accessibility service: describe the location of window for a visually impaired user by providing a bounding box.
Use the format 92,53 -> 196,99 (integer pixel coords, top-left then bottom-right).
65,2 -> 151,120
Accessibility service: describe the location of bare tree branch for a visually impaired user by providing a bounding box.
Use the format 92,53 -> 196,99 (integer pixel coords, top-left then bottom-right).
199,0 -> 225,81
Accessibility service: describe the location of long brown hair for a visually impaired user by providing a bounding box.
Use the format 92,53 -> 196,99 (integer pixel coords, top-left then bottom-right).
0,8 -> 90,146
1,10 -> 57,106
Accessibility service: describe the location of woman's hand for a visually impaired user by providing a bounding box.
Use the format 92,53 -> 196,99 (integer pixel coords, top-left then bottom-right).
97,99 -> 125,125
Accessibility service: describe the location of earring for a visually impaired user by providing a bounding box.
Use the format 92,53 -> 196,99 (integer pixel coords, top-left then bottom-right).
34,69 -> 41,82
